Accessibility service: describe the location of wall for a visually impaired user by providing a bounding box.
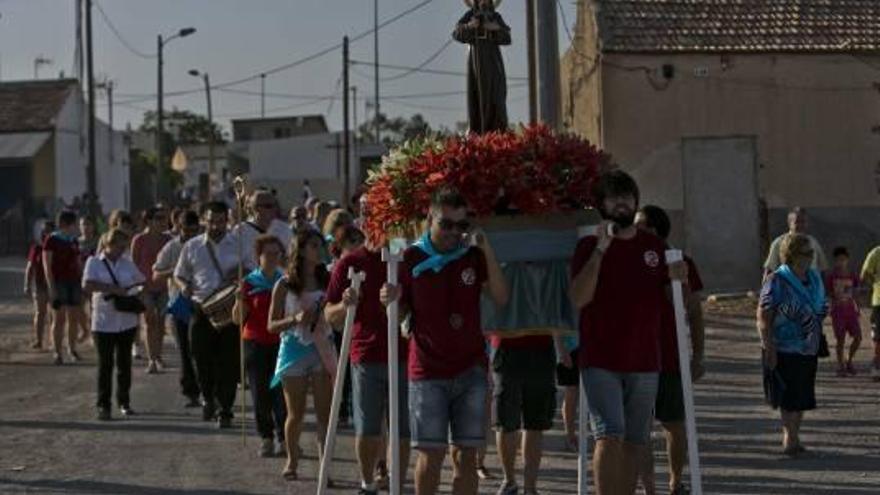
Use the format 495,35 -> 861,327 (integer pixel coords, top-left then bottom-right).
53,93 -> 87,203
94,119 -> 130,211
560,0 -> 603,144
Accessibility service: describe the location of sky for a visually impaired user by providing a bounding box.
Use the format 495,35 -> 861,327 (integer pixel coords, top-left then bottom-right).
0,0 -> 578,136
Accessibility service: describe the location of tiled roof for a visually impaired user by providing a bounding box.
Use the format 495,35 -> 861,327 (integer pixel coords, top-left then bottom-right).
0,79 -> 78,132
595,0 -> 880,53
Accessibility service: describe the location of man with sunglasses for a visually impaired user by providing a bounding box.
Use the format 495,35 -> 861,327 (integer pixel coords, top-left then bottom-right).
153,210 -> 203,407
382,188 -> 509,495
234,190 -> 293,268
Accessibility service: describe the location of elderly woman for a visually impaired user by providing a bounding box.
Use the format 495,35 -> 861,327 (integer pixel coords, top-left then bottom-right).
757,233 -> 827,456
82,228 -> 146,420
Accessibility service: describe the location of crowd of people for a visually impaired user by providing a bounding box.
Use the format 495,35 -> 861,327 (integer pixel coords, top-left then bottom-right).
19,171 -> 880,495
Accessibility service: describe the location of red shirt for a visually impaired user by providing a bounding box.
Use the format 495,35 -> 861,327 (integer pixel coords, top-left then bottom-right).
326,246 -> 406,364
659,256 -> 704,373
824,270 -> 860,318
572,231 -> 669,372
242,280 -> 280,346
27,242 -> 47,290
401,246 -> 488,381
42,234 -> 81,283
131,232 -> 172,293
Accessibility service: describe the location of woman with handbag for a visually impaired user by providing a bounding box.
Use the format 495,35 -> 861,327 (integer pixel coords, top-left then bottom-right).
82,228 -> 146,421
268,230 -> 336,482
757,232 -> 828,457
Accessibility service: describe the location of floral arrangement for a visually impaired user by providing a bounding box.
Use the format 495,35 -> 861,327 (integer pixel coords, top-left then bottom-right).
361,124 -> 612,246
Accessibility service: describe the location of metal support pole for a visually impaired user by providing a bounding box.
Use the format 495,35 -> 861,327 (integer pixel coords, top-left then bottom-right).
535,0 -> 561,130
156,34 -> 164,203
85,0 -> 97,214
343,36 -> 351,207
525,0 -> 538,124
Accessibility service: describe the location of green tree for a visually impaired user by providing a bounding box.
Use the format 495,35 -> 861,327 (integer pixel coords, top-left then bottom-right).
357,112 -> 444,146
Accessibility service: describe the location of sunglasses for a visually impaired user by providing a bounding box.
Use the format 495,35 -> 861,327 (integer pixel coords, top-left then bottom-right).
437,218 -> 471,232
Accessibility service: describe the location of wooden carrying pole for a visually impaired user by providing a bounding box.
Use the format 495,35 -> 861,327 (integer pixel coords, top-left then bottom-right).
665,249 -> 704,494
382,247 -> 404,495
233,175 -> 248,445
317,268 -> 366,494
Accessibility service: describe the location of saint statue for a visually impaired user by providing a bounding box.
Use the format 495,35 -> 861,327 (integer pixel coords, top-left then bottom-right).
453,0 -> 511,134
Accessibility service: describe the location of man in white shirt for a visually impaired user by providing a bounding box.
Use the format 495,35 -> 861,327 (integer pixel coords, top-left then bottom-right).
154,210 -> 202,407
174,202 -> 247,428
233,190 -> 294,266
764,207 -> 828,277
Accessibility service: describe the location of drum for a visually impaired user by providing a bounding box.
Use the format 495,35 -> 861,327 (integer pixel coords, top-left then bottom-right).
201,284 -> 237,329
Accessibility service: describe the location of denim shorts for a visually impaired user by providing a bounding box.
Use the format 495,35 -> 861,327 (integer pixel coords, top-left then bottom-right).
281,350 -> 324,378
582,367 -> 659,445
352,362 -> 410,438
409,365 -> 487,449
51,280 -> 83,309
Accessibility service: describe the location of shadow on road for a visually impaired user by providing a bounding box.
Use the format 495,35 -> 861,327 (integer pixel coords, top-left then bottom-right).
0,477 -> 263,495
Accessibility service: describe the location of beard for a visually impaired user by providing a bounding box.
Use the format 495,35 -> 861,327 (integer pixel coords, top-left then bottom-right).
600,205 -> 636,228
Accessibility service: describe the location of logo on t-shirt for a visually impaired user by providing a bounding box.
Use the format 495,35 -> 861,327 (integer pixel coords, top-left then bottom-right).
461,267 -> 477,286
644,250 -> 660,268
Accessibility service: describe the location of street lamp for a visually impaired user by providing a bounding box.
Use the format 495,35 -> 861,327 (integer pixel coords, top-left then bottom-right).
188,69 -> 215,201
155,26 -> 196,201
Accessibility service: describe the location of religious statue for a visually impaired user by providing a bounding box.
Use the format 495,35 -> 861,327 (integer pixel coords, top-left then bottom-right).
453,0 -> 511,134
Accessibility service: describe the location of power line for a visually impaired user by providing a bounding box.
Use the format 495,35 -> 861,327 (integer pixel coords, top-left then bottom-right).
351,60 -> 528,80
94,0 -> 156,59
215,98 -> 334,119
381,39 -> 453,82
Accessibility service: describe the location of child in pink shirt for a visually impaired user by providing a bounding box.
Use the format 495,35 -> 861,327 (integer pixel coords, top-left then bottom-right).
825,247 -> 861,376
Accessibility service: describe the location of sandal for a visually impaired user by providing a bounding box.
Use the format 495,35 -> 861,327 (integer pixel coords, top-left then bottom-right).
282,468 -> 298,481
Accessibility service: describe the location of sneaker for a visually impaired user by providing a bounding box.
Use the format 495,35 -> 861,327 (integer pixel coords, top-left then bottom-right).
146,360 -> 159,374
202,402 -> 217,421
53,353 -> 63,365
671,484 -> 690,495
477,465 -> 494,480
132,343 -> 143,360
120,405 -> 136,417
217,412 -> 234,429
68,350 -> 81,363
97,407 -> 111,421
184,395 -> 202,408
846,362 -> 857,376
155,358 -> 166,372
259,438 -> 275,458
497,480 -> 519,495
31,341 -> 43,350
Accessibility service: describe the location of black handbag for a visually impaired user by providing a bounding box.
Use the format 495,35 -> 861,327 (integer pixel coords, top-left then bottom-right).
102,259 -> 146,314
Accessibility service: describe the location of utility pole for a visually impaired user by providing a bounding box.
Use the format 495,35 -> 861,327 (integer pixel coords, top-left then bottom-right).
188,69 -> 214,202
535,0 -> 561,130
373,0 -> 381,144
260,73 -> 266,118
525,0 -> 538,124
351,86 -> 358,186
343,36 -> 351,207
85,0 -> 97,215
157,34 -> 164,202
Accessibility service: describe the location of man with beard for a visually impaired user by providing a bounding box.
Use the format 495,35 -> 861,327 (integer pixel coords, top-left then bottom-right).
381,188 -> 509,495
174,202 -> 247,428
153,210 -> 203,407
569,171 -> 688,495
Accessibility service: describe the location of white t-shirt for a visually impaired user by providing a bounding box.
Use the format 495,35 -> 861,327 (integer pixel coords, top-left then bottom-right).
284,289 -> 332,346
153,236 -> 185,301
173,233 -> 246,303
83,253 -> 145,333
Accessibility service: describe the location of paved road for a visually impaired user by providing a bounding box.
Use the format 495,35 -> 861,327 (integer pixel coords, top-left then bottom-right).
1,259 -> 879,493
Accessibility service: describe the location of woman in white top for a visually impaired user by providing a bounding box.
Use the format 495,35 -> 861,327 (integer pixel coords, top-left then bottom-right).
268,229 -> 336,482
82,228 -> 146,420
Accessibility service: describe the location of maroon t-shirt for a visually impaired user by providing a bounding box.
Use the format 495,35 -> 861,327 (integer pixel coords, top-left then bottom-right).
571,230 -> 669,372
401,246 -> 488,381
242,280 -> 280,346
42,234 -> 81,283
27,243 -> 47,290
659,256 -> 704,373
326,246 -> 406,364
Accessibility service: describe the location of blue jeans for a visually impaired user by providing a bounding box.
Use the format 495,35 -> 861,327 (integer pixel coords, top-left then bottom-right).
409,366 -> 487,449
352,362 -> 410,438
581,367 -> 659,445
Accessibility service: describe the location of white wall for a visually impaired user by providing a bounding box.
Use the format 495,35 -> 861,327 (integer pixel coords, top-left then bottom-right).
53,93 -> 87,203
247,132 -> 345,181
53,92 -> 130,211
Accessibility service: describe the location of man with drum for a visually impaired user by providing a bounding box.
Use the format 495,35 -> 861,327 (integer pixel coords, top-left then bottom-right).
174,202 -> 250,428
